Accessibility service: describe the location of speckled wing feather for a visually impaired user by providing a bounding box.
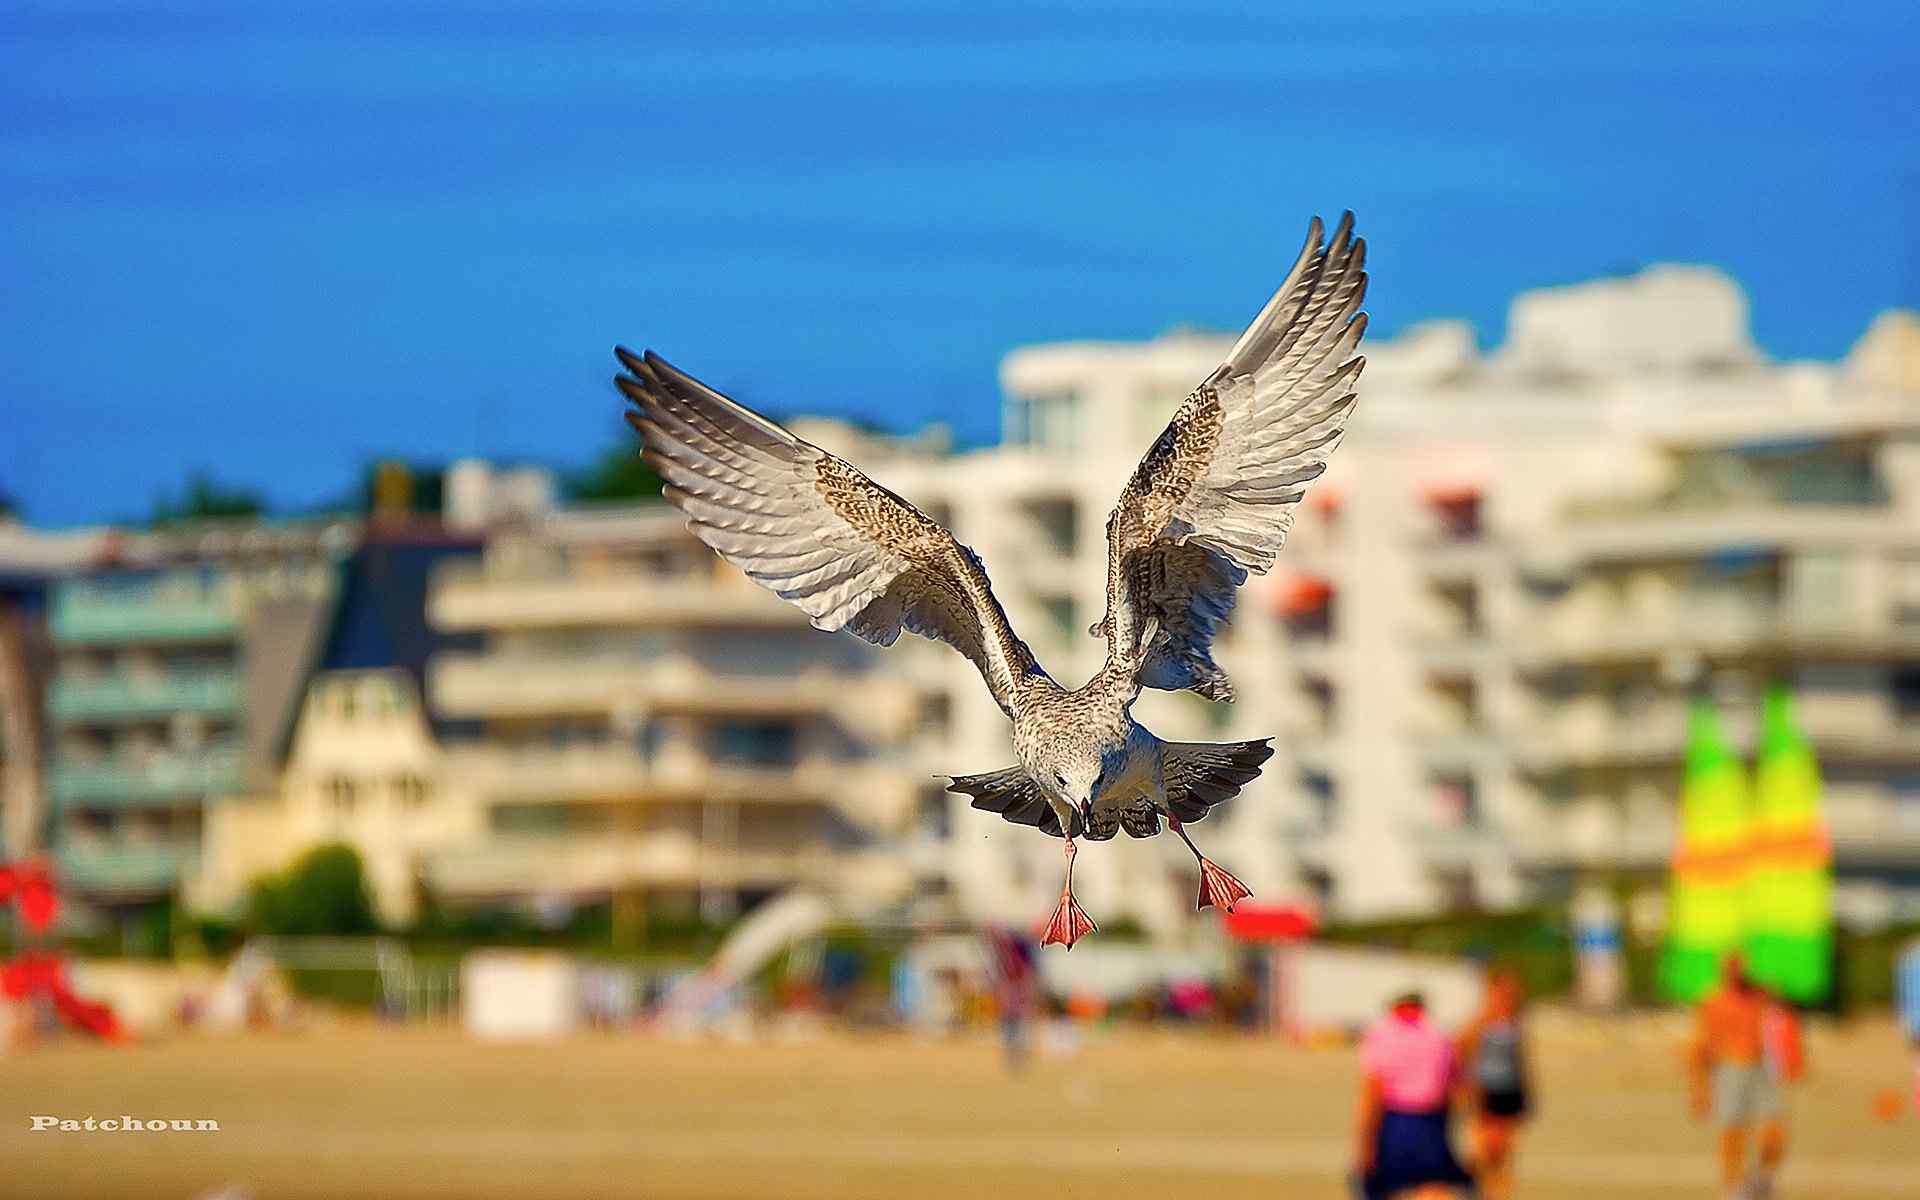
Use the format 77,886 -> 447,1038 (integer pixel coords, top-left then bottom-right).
946,764 -> 1076,839
1160,738 -> 1275,822
618,348 -> 1041,715
1096,213 -> 1367,700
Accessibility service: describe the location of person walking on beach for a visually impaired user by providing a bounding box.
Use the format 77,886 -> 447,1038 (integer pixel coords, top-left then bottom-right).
1353,990 -> 1477,1199
1458,966 -> 1532,1200
984,925 -> 1036,1072
1687,954 -> 1804,1199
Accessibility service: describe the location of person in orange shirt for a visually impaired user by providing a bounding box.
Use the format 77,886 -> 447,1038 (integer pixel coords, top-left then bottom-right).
1687,954 -> 1804,1200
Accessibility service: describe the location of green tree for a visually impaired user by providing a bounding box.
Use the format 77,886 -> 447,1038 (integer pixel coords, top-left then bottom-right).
566,423 -> 664,503
150,471 -> 264,525
248,843 -> 379,937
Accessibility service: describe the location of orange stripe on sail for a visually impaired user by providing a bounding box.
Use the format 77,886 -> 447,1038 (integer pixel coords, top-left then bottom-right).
1673,828 -> 1830,880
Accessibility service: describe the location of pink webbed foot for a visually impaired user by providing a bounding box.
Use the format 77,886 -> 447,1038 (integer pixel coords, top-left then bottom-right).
1040,891 -> 1097,949
1195,857 -> 1252,912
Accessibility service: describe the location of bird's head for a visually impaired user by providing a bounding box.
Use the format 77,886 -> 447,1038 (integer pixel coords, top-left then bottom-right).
1040,744 -> 1121,830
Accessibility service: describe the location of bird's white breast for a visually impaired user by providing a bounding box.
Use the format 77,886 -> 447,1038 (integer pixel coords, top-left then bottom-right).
1093,723 -> 1163,811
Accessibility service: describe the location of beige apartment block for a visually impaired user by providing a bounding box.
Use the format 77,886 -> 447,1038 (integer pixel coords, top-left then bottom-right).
422,502 -> 928,926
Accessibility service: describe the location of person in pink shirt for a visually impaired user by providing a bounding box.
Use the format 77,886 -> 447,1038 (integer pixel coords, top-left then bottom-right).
1353,990 -> 1477,1199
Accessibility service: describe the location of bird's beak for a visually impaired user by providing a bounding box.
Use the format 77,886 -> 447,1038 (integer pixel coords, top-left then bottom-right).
1079,799 -> 1095,830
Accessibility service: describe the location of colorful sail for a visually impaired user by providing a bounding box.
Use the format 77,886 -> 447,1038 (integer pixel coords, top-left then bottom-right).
1746,687 -> 1832,1003
1661,702 -> 1753,1004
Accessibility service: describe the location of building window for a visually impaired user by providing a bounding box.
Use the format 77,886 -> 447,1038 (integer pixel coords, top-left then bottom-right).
1893,669 -> 1920,722
919,786 -> 951,838
1039,596 -> 1077,642
1301,867 -> 1334,911
394,773 -> 431,808
1300,770 -> 1335,828
1427,486 -> 1483,541
1430,772 -> 1480,827
1304,678 -> 1336,733
1025,499 -> 1077,556
490,803 -> 575,835
1435,868 -> 1479,913
712,719 -> 798,767
1277,576 -> 1336,640
1434,582 -> 1481,636
1893,556 -> 1920,625
326,775 -> 359,815
1426,675 -> 1480,732
1008,388 -> 1082,451
919,694 -> 951,737
1893,774 -> 1920,827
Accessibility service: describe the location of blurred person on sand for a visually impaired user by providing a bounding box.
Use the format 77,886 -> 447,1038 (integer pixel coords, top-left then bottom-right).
1687,954 -> 1805,1199
1353,990 -> 1477,1199
1457,966 -> 1532,1200
984,926 -> 1035,1071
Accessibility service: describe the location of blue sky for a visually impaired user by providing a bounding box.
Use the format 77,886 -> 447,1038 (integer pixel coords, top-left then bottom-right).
3,1 -> 1916,526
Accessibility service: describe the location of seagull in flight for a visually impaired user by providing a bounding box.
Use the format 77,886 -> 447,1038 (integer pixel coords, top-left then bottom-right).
618,213 -> 1366,947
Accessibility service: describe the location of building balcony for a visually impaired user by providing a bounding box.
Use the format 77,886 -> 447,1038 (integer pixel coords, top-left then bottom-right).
1280,636 -> 1338,677
1405,819 -> 1504,868
429,562 -> 804,632
429,654 -> 918,738
53,593 -> 237,645
1511,793 -> 1920,870
425,833 -> 845,897
1550,503 -> 1891,563
1827,800 -> 1920,864
1412,536 -> 1503,581
977,520 -> 1083,595
1512,703 -> 1920,774
1507,816 -> 1673,870
1511,608 -> 1920,672
443,746 -> 919,831
55,841 -> 198,896
1279,820 -> 1333,868
1408,729 -> 1499,774
48,669 -> 240,723
50,749 -> 245,806
1408,634 -> 1495,678
448,743 -> 655,800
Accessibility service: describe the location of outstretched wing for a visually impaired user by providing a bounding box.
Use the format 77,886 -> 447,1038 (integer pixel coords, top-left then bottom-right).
945,764 -> 1076,839
618,348 -> 1042,716
1096,212 -> 1366,700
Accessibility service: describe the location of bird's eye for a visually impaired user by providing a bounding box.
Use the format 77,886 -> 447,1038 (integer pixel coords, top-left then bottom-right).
1055,773 -> 1069,787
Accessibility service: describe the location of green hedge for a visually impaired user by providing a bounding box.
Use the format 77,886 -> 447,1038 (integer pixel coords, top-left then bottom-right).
1320,907 -> 1574,999
1321,906 -> 1920,1013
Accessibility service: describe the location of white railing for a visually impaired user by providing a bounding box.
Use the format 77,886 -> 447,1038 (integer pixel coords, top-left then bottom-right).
430,566 -> 802,631
429,654 -> 919,736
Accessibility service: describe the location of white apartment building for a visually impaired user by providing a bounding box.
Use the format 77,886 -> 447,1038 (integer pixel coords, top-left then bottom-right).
160,269 -> 1920,938
855,268 -> 1920,928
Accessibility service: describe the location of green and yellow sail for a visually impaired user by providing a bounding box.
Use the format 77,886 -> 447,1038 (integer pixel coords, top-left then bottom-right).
1661,702 -> 1753,1003
1745,686 -> 1832,1004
